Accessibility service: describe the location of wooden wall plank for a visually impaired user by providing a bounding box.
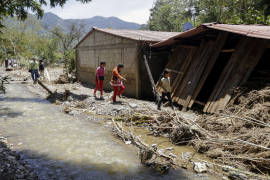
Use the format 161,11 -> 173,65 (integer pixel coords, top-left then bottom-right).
204,38 -> 268,113
203,37 -> 251,112
211,39 -> 268,112
172,48 -> 196,102
173,40 -> 207,106
188,32 -> 229,108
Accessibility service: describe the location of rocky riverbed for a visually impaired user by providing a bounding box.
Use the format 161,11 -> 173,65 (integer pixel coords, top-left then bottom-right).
0,135 -> 37,180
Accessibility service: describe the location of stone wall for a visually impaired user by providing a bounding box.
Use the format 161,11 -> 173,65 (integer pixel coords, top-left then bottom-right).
76,31 -> 140,97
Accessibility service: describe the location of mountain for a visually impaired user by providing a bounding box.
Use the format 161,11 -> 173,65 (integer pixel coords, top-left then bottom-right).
41,12 -> 141,33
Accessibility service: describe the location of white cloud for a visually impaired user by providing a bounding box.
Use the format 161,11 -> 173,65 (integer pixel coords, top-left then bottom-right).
44,0 -> 155,24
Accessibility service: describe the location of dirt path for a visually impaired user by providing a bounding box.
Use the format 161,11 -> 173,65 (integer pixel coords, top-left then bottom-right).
0,81 -> 197,179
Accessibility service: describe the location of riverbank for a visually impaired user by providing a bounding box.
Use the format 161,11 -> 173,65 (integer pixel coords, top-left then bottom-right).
1,69 -> 198,180
0,134 -> 37,179
5,67 -> 270,179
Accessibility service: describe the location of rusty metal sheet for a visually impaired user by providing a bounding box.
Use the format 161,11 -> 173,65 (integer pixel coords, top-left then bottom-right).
152,23 -> 270,48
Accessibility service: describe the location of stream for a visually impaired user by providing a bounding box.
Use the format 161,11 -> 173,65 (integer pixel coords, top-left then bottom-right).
0,82 -> 200,180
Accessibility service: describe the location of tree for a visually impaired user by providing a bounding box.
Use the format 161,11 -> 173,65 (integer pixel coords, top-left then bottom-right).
148,0 -> 270,32
51,24 -> 85,73
0,0 -> 92,27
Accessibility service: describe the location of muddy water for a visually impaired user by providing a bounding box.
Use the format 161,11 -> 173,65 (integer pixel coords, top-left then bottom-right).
0,83 -> 197,180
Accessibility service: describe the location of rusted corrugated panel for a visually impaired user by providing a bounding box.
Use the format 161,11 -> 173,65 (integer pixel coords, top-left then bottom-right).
206,24 -> 270,40
74,27 -> 179,48
151,26 -> 206,48
152,23 -> 270,48
95,28 -> 179,42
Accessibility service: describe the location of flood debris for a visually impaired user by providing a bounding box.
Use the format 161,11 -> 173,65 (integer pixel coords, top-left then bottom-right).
193,162 -> 208,173
112,118 -> 173,175
7,67 -> 270,179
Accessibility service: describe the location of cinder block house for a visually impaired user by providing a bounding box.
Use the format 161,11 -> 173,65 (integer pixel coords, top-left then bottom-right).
75,28 -> 178,98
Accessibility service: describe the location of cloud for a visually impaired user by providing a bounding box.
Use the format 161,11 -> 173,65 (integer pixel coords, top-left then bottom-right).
44,0 -> 155,24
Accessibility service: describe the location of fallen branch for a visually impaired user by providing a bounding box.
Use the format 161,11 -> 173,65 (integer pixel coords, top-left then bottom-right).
37,80 -> 53,95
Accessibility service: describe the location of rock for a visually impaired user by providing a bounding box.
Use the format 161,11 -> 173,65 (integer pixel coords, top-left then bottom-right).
181,152 -> 192,159
151,144 -> 157,150
7,155 -> 16,160
151,144 -> 157,148
193,162 -> 208,173
69,110 -> 80,115
55,100 -> 61,105
125,141 -> 132,145
0,148 -> 4,153
129,103 -> 137,108
222,165 -> 235,172
162,133 -> 170,138
168,153 -> 177,158
206,163 -> 214,169
16,174 -> 25,179
2,139 -> 8,144
67,96 -> 73,101
206,148 -> 223,158
166,147 -> 174,151
157,149 -> 165,154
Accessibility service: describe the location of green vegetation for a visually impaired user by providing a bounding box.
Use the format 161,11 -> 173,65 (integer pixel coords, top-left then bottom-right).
148,0 -> 270,31
0,0 -> 91,72
0,16 -> 84,74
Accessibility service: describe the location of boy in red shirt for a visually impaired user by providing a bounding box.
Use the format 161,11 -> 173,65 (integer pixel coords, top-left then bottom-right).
94,62 -> 106,99
110,64 -> 126,103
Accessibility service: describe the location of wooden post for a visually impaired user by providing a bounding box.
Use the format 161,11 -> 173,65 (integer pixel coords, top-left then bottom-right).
143,55 -> 160,102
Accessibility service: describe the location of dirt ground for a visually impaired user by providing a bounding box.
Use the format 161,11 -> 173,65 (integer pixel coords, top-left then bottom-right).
5,67 -> 270,180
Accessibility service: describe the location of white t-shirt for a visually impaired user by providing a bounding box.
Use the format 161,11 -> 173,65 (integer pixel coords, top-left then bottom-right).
160,77 -> 171,93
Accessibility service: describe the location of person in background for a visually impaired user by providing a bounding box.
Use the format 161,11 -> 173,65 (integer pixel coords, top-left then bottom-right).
94,62 -> 106,100
4,58 -> 8,69
157,69 -> 174,110
29,58 -> 40,84
111,64 -> 126,103
39,60 -> 45,81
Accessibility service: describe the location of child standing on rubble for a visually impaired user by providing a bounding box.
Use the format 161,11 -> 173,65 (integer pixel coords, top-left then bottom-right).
94,62 -> 106,100
111,64 -> 127,103
157,69 -> 174,110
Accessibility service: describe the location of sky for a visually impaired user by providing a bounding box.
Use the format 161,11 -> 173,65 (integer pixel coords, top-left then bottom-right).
44,0 -> 155,24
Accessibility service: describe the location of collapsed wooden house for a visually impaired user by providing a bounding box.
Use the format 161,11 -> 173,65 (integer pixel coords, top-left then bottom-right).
151,23 -> 270,113
74,28 -> 178,98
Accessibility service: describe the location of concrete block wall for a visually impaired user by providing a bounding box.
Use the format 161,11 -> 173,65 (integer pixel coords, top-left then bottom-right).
76,30 -> 140,97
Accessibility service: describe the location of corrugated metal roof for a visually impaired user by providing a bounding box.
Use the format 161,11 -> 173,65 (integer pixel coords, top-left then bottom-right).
75,27 -> 179,48
152,23 -> 270,48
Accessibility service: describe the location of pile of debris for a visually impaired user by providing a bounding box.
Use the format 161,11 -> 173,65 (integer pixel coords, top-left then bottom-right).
112,88 -> 270,178
54,72 -> 76,84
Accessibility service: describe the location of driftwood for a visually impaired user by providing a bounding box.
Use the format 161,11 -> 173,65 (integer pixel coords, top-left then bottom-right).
37,80 -> 53,95
112,118 -> 176,174
219,113 -> 270,128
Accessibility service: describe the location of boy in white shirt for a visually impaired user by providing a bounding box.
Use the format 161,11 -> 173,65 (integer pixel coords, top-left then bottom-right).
157,70 -> 174,110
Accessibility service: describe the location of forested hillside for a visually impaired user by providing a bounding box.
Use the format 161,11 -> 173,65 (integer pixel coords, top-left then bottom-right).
0,12 -> 141,72
148,0 -> 270,31
42,12 -> 141,32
